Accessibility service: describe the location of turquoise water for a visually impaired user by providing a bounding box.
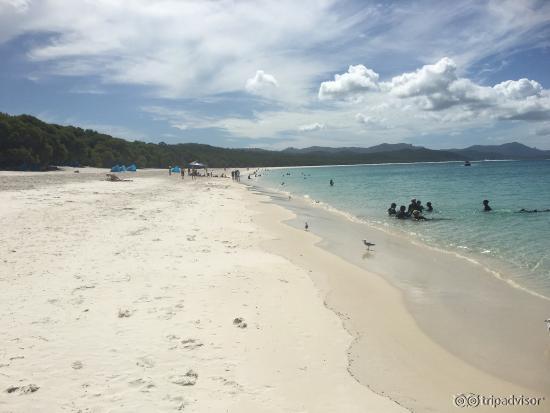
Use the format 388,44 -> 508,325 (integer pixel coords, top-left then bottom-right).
257,160 -> 550,297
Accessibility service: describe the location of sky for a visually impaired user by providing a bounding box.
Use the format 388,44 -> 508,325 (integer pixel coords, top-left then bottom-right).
1,0 -> 550,149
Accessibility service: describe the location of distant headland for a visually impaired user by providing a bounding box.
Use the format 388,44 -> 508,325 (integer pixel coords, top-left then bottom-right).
1,112 -> 549,171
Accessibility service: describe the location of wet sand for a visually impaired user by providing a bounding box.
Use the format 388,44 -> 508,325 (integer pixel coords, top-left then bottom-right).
248,185 -> 550,412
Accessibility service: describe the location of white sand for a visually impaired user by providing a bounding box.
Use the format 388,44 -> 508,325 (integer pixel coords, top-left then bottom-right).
0,171 -> 407,412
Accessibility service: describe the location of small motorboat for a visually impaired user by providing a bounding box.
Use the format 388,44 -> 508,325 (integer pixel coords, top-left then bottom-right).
464,161 -> 471,166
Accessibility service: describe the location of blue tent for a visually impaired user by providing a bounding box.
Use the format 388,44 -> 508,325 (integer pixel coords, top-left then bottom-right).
127,164 -> 137,172
111,165 -> 122,172
171,166 -> 181,173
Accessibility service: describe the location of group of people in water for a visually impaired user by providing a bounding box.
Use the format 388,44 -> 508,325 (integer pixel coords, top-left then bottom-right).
388,198 -> 549,220
387,199 -> 433,220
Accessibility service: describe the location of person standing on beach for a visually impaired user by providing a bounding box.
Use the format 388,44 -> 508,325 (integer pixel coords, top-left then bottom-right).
483,199 -> 492,211
181,168 -> 185,180
168,165 -> 172,176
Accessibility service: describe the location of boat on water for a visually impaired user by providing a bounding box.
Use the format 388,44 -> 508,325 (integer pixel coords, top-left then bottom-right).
464,161 -> 471,166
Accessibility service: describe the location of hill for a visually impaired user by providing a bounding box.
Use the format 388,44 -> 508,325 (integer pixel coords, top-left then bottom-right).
448,142 -> 550,160
0,113 -> 548,170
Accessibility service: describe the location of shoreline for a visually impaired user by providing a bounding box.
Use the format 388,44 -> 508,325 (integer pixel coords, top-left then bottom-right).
1,169 -> 548,412
245,182 -> 550,411
253,173 -> 550,302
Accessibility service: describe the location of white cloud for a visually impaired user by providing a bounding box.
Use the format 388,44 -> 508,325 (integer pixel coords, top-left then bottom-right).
0,0 -> 369,100
355,113 -> 387,129
319,64 -> 380,101
3,1 -> 550,148
493,79 -> 543,100
245,70 -> 278,95
171,123 -> 189,131
352,0 -> 550,71
141,105 -> 213,131
390,58 -> 456,97
0,0 -> 29,12
320,57 -> 550,122
298,122 -> 325,132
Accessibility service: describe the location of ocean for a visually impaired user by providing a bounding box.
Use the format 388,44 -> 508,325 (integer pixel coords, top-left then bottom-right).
256,160 -> 550,299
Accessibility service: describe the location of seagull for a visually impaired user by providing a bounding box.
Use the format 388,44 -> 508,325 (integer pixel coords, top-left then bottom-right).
363,240 -> 375,251
305,222 -> 309,231
545,319 -> 550,334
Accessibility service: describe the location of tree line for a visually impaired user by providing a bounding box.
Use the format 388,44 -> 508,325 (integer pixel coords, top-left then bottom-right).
0,112 -> 461,170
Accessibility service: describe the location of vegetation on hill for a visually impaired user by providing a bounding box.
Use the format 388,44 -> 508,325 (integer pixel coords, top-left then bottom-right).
0,113 -> 548,170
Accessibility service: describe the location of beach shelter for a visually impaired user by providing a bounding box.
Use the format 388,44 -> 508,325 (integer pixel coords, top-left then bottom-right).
127,164 -> 137,172
171,166 -> 181,173
111,164 -> 122,172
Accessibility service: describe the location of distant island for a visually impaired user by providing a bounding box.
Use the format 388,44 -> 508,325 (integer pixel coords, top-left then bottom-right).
1,112 -> 549,170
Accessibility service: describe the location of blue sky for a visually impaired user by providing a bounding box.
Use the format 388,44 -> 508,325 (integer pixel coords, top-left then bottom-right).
1,0 -> 550,149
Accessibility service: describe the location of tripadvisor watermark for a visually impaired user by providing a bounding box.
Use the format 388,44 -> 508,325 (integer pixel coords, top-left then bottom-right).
453,393 -> 545,409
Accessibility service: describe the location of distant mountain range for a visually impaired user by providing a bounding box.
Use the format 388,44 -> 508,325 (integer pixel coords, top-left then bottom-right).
282,142 -> 550,161
0,112 -> 549,170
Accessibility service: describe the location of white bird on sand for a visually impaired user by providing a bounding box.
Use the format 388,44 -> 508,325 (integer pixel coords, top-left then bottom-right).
363,239 -> 375,250
545,319 -> 550,334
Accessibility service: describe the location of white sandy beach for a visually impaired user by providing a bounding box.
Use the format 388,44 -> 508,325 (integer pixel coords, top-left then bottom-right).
0,169 -> 547,413
0,169 -> 406,413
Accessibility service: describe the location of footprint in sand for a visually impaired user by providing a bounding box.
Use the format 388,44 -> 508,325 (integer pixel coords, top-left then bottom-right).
134,295 -> 151,303
118,309 -> 133,318
5,384 -> 39,394
180,339 -> 204,350
129,377 -> 156,392
72,285 -> 96,294
72,361 -> 83,370
233,317 -> 247,328
163,394 -> 188,411
212,376 -> 244,395
170,370 -> 198,386
70,296 -> 85,306
136,356 -> 155,369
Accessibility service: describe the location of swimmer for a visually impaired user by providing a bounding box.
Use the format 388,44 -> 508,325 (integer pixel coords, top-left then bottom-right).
396,205 -> 407,219
412,210 -> 426,220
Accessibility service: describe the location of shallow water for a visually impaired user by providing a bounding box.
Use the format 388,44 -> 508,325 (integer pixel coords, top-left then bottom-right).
258,160 -> 550,298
